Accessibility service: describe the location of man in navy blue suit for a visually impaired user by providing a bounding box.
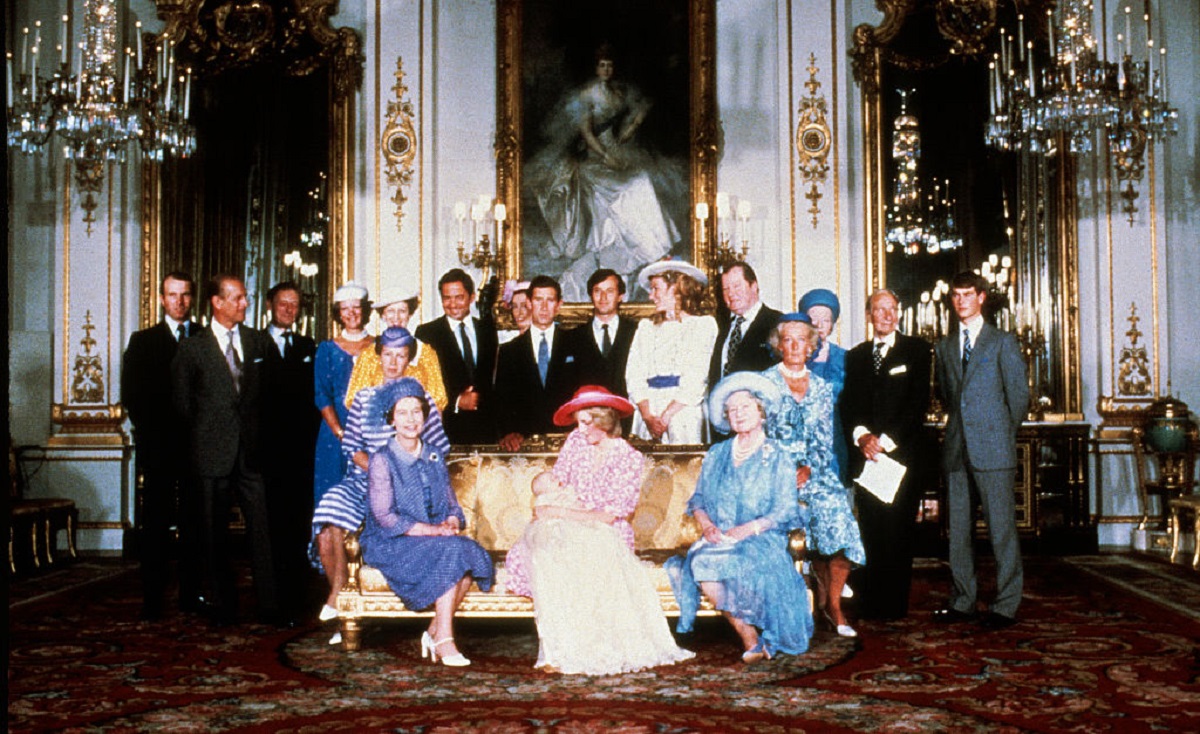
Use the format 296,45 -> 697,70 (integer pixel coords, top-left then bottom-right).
122,272 -> 200,619
495,275 -> 579,451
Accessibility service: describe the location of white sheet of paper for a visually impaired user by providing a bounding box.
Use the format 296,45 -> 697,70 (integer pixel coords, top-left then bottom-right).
854,453 -> 908,504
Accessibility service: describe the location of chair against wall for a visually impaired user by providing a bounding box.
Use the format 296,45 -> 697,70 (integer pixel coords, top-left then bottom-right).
8,438 -> 79,574
1131,424 -> 1198,531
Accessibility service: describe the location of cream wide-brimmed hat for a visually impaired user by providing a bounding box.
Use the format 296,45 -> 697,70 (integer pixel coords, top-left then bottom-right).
706,371 -> 782,434
636,257 -> 708,291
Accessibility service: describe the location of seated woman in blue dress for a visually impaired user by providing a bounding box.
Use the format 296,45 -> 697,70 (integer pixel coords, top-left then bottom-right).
666,372 -> 813,663
361,377 -> 494,667
312,327 -> 449,637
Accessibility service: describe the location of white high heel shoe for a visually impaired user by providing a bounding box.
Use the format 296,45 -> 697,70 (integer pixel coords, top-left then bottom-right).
420,630 -> 436,660
432,637 -> 471,667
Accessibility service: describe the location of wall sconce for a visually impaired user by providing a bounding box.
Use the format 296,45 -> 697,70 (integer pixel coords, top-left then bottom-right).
455,195 -> 506,321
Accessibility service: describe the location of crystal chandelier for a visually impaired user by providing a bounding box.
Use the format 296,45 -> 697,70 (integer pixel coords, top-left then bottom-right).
985,1 -> 1177,222
885,91 -> 962,257
6,0 -> 197,234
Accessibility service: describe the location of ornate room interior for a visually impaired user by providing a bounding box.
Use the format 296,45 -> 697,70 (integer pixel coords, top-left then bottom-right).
6,1 -> 1198,575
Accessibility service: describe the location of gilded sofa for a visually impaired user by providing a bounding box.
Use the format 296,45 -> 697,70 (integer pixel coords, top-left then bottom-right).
335,440 -> 731,651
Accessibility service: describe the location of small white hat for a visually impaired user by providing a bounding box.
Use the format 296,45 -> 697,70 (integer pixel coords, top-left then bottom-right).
637,258 -> 708,291
332,282 -> 369,303
374,290 -> 418,311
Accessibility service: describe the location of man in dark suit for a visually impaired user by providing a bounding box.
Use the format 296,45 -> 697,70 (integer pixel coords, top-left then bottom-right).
496,275 -> 579,451
122,271 -> 200,620
260,282 -> 319,619
564,268 -> 636,401
414,269 -> 499,445
934,271 -> 1030,630
708,261 -> 782,437
841,288 -> 933,620
172,274 -> 279,625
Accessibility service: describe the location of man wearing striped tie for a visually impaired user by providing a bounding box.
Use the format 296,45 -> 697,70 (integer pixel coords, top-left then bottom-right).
934,270 -> 1029,631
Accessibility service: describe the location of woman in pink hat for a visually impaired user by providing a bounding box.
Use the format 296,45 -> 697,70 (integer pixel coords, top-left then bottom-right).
505,386 -> 694,675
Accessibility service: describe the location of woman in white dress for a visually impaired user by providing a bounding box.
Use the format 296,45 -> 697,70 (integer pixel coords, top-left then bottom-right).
625,259 -> 718,444
505,386 -> 694,675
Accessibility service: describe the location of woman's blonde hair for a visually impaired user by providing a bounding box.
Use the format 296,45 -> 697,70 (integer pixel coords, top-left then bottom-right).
768,319 -> 819,357
649,271 -> 707,324
583,406 -> 623,437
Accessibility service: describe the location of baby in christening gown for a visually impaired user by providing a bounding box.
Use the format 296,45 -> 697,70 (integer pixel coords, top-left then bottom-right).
516,472 -> 694,674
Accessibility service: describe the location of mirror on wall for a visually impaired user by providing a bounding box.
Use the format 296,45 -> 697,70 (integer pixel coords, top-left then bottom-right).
143,0 -> 362,339
853,0 -> 1081,417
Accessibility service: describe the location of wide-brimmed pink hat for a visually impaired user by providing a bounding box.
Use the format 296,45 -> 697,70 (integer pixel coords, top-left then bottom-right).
552,385 -> 636,427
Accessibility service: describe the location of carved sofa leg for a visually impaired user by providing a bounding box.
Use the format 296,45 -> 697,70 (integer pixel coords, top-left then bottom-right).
341,617 -> 362,651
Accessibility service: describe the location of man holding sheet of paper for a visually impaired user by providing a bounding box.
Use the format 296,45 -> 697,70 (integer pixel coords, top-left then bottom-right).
840,289 -> 933,621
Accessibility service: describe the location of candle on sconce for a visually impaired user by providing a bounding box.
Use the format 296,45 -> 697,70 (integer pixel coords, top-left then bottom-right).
182,68 -> 191,117
494,202 -> 506,246
135,22 -> 143,70
122,53 -> 130,103
1046,9 -> 1055,59
1027,42 -> 1035,95
1124,6 -> 1132,51
6,54 -> 13,107
21,27 -> 29,77
695,202 -> 709,242
454,201 -> 467,243
60,15 -> 69,65
1017,15 -> 1024,61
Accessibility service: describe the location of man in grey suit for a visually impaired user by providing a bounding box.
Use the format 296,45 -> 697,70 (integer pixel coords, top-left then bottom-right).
934,271 -> 1030,630
172,274 -> 280,626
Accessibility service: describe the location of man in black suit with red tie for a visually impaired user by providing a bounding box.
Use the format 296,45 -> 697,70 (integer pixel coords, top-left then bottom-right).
122,272 -> 200,619
495,275 -> 579,451
415,269 -> 499,445
172,274 -> 279,625
564,269 -> 637,403
840,288 -> 933,620
260,282 -> 319,619
707,262 -> 783,438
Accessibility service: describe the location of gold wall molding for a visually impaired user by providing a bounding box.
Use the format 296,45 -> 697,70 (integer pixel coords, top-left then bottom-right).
70,312 -> 106,405
1117,302 -> 1152,397
381,56 -> 417,234
796,53 -> 831,229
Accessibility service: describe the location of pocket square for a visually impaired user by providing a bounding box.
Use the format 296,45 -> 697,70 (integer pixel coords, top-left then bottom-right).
565,355 -> 575,363
303,356 -> 313,363
253,357 -> 264,364
888,364 -> 908,375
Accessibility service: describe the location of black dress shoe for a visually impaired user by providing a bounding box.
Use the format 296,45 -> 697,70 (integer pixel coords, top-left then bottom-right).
931,607 -> 976,624
978,612 -> 1018,630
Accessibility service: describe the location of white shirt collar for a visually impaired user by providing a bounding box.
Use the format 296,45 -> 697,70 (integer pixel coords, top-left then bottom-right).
592,315 -> 618,340
733,299 -> 763,325
961,315 -> 985,339
164,315 -> 187,338
874,331 -> 897,348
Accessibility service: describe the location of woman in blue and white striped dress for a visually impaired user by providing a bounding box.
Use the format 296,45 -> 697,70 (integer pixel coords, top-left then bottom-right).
312,327 -> 449,624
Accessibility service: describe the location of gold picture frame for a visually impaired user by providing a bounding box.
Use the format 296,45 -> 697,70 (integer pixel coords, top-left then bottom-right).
495,0 -> 718,321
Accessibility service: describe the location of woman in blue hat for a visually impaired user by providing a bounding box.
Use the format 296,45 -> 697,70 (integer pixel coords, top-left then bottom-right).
798,288 -> 850,481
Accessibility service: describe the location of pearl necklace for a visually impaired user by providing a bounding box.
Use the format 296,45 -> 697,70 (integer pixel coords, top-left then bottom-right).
731,432 -> 763,463
777,363 -> 809,380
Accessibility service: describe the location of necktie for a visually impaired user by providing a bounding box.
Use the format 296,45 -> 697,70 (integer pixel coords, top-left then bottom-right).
724,315 -> 745,376
537,332 -> 550,385
600,323 -> 612,358
872,341 -> 884,374
225,330 -> 243,393
282,330 -> 293,358
962,329 -> 973,373
176,323 -> 186,341
459,321 -> 475,381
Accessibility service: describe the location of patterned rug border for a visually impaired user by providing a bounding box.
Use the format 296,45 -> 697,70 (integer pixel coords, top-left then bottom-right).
1064,554 -> 1200,622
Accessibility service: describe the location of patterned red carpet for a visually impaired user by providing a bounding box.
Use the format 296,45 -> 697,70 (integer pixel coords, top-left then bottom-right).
8,555 -> 1200,732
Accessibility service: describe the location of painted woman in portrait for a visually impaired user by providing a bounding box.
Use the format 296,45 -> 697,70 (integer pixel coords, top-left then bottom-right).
525,43 -> 684,302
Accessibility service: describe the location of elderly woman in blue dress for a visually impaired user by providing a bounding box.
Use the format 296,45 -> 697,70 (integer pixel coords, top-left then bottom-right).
763,313 -> 865,638
799,288 -> 850,482
312,328 -> 449,638
362,377 -> 493,667
666,372 -> 813,662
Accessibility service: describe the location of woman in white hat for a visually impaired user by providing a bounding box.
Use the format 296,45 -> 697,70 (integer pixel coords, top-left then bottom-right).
313,282 -> 373,505
343,290 -> 447,411
505,386 -> 694,674
624,259 -> 717,444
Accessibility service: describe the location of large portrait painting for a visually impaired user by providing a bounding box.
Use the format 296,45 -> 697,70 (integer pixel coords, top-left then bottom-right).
497,0 -> 717,307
